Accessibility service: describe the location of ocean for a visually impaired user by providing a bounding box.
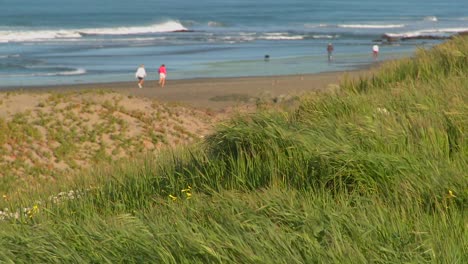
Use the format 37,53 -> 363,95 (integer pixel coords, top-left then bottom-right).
0,0 -> 467,88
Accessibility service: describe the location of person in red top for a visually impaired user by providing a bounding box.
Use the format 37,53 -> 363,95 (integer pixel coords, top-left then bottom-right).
158,64 -> 167,87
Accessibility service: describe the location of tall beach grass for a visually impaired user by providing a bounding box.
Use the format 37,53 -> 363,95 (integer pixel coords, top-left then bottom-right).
0,36 -> 467,263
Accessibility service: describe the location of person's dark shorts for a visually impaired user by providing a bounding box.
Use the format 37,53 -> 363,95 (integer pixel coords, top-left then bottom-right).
137,77 -> 143,81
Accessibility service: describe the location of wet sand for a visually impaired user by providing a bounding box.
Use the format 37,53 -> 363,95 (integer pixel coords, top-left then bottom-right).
11,69 -> 375,111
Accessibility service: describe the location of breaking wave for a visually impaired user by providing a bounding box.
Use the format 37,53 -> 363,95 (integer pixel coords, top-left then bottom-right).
384,27 -> 468,39
0,21 -> 187,43
0,68 -> 86,77
338,24 -> 405,29
260,33 -> 304,40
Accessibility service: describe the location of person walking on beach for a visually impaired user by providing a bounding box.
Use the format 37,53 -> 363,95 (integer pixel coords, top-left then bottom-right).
372,44 -> 379,60
158,64 -> 167,88
327,43 -> 334,62
135,64 -> 147,88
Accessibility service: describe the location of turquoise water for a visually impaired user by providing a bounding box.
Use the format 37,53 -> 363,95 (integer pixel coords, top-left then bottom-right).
0,0 -> 467,88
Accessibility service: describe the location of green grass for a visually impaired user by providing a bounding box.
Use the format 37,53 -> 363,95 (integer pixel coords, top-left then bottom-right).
0,36 -> 467,263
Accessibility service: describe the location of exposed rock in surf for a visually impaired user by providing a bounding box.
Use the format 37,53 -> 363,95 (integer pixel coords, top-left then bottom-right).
172,29 -> 195,33
401,35 -> 448,41
382,34 -> 449,42
382,34 -> 400,42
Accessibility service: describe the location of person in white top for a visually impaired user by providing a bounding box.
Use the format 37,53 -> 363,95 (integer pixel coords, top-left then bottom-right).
135,64 -> 147,88
372,44 -> 379,60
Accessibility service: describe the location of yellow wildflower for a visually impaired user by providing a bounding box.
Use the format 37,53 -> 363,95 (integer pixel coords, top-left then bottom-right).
181,185 -> 192,193
168,194 -> 177,201
448,190 -> 456,198
27,205 -> 39,219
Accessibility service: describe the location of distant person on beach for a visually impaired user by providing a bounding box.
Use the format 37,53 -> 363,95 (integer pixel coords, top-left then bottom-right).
264,54 -> 270,62
327,43 -> 334,62
158,64 -> 167,87
372,44 -> 379,60
135,64 -> 147,88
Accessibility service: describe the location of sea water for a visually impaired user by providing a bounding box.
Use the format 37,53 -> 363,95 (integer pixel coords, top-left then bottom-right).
0,0 -> 467,88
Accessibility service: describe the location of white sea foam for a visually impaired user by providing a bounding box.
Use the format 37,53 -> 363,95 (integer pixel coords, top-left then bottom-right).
1,68 -> 86,77
304,23 -> 329,28
338,24 -> 405,29
260,36 -> 304,40
385,27 -> 468,38
311,35 -> 336,39
0,30 -> 81,43
55,68 -> 87,76
260,33 -> 304,40
221,36 -> 255,42
424,16 -> 438,22
0,21 -> 187,43
79,21 -> 187,35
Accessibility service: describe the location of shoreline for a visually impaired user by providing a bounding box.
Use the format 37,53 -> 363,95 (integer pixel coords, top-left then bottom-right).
4,68 -> 377,111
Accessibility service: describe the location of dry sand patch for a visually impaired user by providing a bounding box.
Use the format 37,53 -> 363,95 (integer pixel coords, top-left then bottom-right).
0,90 -> 225,185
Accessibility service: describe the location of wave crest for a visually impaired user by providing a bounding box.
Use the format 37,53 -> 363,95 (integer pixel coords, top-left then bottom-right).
384,27 -> 468,40
0,30 -> 81,43
0,21 -> 188,43
79,21 -> 187,35
260,33 -> 304,40
0,68 -> 86,78
338,24 -> 405,29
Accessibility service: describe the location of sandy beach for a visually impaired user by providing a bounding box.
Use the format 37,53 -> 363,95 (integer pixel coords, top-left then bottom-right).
14,69 -> 373,111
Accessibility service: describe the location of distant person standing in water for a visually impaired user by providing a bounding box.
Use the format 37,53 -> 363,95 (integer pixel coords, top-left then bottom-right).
135,64 -> 146,88
327,43 -> 334,62
372,44 -> 379,60
158,64 -> 167,87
